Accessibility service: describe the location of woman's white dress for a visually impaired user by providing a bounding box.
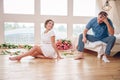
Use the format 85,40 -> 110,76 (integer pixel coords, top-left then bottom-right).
40,30 -> 56,58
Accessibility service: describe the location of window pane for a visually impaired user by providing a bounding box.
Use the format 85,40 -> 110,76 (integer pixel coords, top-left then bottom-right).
73,24 -> 93,37
4,22 -> 34,44
4,0 -> 34,14
40,0 -> 67,16
41,23 -> 67,39
73,0 -> 96,16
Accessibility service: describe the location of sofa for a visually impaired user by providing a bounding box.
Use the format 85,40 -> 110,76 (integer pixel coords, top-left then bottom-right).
70,34 -> 120,56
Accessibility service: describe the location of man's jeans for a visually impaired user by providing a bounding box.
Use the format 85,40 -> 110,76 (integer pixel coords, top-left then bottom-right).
77,34 -> 116,55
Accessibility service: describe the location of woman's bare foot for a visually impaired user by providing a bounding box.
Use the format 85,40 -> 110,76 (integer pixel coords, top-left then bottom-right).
9,56 -> 21,61
74,52 -> 84,60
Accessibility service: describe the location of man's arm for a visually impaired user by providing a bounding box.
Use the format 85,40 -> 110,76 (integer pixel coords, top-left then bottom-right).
82,28 -> 89,43
103,18 -> 114,35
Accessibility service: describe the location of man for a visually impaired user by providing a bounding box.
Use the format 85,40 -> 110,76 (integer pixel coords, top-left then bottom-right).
75,11 -> 116,63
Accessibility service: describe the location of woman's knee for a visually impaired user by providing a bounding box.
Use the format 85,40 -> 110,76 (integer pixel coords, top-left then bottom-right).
33,45 -> 39,50
31,52 -> 38,57
33,45 -> 42,53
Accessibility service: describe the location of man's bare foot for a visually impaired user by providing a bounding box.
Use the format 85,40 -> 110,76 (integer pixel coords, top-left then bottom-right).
74,53 -> 84,60
97,53 -> 104,59
9,56 -> 21,61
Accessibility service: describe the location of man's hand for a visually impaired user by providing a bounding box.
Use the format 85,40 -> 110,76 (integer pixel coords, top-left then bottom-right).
82,28 -> 88,43
102,16 -> 109,24
102,16 -> 114,35
82,37 -> 87,43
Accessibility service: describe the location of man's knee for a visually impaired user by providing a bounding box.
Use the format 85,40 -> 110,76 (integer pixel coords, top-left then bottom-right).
110,36 -> 116,42
79,34 -> 83,39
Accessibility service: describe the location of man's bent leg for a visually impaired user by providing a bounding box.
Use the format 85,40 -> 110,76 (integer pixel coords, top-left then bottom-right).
101,36 -> 116,63
75,34 -> 99,60
101,36 -> 116,55
77,34 -> 99,51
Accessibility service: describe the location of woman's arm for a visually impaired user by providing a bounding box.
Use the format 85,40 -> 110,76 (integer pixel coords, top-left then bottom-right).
51,36 -> 63,59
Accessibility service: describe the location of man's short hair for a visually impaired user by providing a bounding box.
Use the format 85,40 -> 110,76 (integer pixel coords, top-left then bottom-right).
98,11 -> 108,17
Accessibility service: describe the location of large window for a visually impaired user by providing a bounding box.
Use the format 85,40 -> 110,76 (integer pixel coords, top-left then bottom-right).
41,23 -> 67,39
73,24 -> 93,37
4,22 -> 34,44
4,0 -> 34,14
40,0 -> 67,16
0,0 -> 97,44
73,0 -> 96,16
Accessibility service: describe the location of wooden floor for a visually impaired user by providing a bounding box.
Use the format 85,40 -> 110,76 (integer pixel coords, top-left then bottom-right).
0,53 -> 120,80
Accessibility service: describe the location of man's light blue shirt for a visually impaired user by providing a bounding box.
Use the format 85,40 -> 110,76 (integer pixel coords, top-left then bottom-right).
86,17 -> 114,40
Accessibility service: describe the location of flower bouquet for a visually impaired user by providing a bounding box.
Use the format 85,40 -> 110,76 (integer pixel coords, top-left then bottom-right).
56,39 -> 72,50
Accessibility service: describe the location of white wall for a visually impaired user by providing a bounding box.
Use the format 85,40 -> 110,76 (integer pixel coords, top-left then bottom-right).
109,0 -> 120,34
116,0 -> 120,19
0,0 -> 4,44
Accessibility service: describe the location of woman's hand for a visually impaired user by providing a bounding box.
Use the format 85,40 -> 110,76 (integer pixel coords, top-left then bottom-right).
57,55 -> 63,59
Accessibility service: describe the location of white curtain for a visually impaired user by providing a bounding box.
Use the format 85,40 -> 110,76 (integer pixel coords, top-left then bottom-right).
96,0 -> 120,34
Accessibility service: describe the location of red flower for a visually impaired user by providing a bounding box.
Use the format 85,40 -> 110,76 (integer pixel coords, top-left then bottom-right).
56,39 -> 72,50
